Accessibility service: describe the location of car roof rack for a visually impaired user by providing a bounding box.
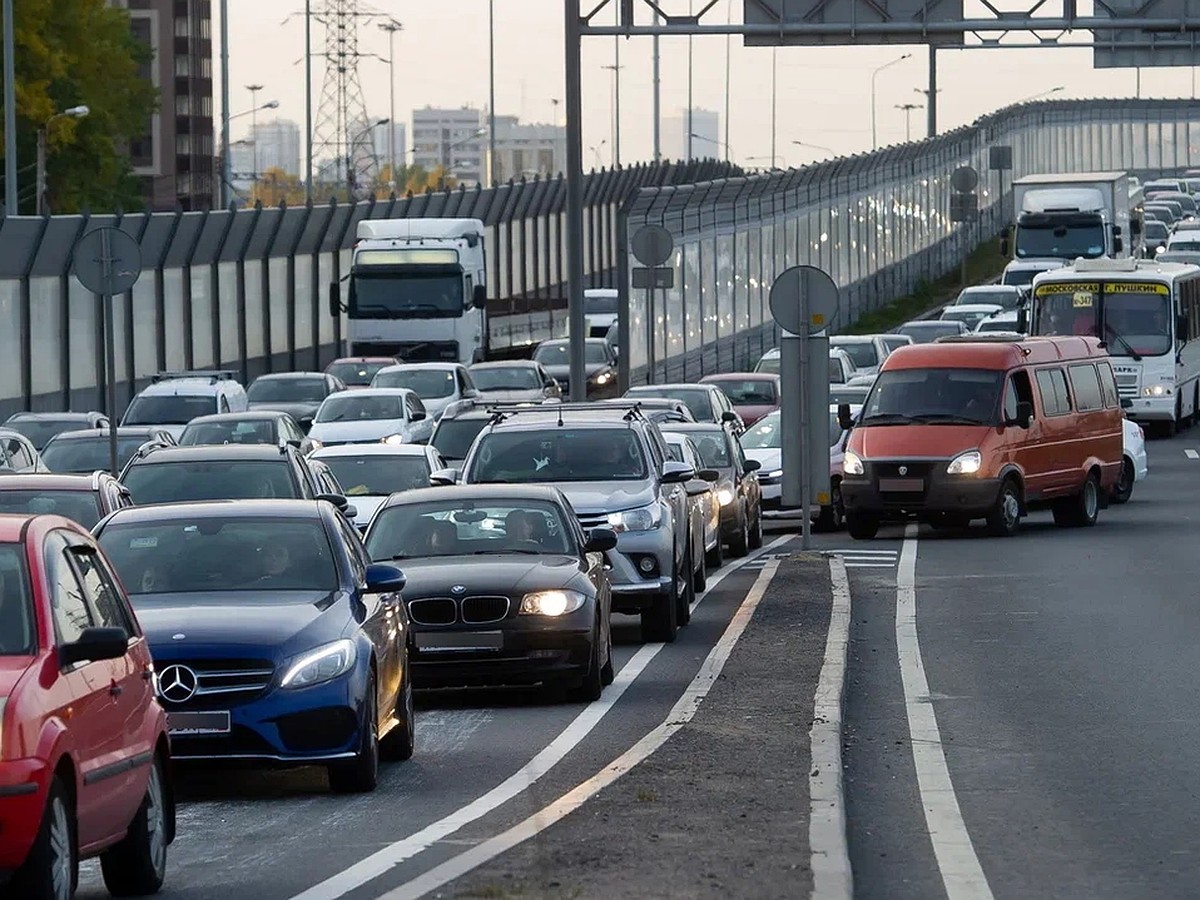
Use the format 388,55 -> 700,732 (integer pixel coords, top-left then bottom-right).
485,401 -> 645,427
152,370 -> 238,383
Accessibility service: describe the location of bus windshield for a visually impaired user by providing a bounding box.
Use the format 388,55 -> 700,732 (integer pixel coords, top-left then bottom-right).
1031,281 -> 1173,357
350,271 -> 464,319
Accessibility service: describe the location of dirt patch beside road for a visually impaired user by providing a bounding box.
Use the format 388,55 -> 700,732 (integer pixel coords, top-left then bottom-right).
444,553 -> 833,900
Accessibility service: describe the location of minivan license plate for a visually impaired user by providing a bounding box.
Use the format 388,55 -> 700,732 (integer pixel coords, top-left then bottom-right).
879,478 -> 923,492
167,711 -> 231,736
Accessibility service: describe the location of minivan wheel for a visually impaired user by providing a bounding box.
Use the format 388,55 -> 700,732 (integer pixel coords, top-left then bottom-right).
985,480 -> 1022,537
1053,473 -> 1100,528
846,513 -> 880,540
1111,458 -> 1135,504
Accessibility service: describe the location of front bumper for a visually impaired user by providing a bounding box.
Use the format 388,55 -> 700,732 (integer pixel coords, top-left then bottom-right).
841,460 -> 1003,521
759,482 -> 821,518
602,527 -> 674,613
0,757 -> 49,872
1123,395 -> 1175,422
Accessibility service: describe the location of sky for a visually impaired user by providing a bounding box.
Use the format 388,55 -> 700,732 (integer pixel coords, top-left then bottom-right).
219,0 -> 1200,170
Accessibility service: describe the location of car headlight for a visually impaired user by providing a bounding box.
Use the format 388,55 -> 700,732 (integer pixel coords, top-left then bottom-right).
519,590 -> 587,616
607,502 -> 663,533
946,450 -> 982,475
592,371 -> 612,385
843,451 -> 864,476
281,639 -> 358,689
381,433 -> 406,445
716,487 -> 735,507
1144,384 -> 1172,397
766,469 -> 783,479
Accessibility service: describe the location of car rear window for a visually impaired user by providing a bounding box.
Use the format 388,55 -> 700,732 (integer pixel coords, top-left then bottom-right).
0,543 -> 33,655
319,455 -> 431,495
432,418 -> 489,460
180,420 -> 279,446
326,361 -> 390,386
41,436 -> 153,473
122,460 -> 299,504
123,395 -> 217,426
0,490 -> 103,529
627,389 -> 712,421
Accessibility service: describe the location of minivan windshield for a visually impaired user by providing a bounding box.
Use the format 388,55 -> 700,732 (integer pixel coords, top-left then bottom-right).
861,368 -> 1003,426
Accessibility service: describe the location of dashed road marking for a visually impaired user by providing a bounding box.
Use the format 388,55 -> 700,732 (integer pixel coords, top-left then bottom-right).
830,548 -> 899,570
1185,449 -> 1199,459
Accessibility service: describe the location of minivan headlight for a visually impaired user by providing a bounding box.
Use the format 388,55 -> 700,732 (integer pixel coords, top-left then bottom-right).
843,451 -> 864,476
946,450 -> 982,475
281,639 -> 357,689
607,503 -> 662,533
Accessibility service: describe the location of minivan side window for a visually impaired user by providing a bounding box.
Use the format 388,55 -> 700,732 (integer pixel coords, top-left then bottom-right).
1034,368 -> 1072,417
1004,371 -> 1035,421
1068,364 -> 1103,411
1096,362 -> 1120,408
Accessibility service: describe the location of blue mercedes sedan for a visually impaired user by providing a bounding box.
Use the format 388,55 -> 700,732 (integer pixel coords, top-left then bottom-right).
93,498 -> 412,793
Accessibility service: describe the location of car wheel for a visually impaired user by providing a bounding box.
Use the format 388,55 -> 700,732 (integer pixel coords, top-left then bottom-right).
815,482 -> 845,533
984,479 -> 1022,537
676,542 -> 694,627
692,537 -> 708,593
599,621 -> 614,686
641,582 -> 678,643
329,674 -> 380,793
846,512 -> 880,540
568,617 -> 604,702
12,775 -> 76,900
748,505 -> 763,550
705,531 -> 723,569
100,753 -> 169,897
728,504 -> 750,558
380,661 -> 415,762
1111,457 -> 1135,504
1052,472 -> 1101,528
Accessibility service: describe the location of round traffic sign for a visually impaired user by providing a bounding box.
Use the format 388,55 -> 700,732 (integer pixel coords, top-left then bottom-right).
73,227 -> 143,296
951,165 -> 979,193
769,266 -> 840,335
631,225 -> 674,267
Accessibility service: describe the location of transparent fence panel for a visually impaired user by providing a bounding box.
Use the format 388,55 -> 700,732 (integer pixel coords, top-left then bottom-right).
29,277 -> 62,399
294,256 -> 315,359
131,278 -> 159,380
243,260 -> 265,361
218,262 -> 240,367
162,269 -> 186,371
0,282 -> 20,395
191,267 -> 214,369
268,258 -> 289,359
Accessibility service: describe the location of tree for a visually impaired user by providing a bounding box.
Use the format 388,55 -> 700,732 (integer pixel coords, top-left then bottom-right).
1,0 -> 159,214
251,168 -> 306,207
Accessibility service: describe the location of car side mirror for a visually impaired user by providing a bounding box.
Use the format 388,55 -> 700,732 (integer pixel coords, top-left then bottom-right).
1007,401 -> 1034,429
585,527 -> 618,553
430,468 -> 459,485
299,415 -> 314,430
409,410 -> 427,422
837,403 -> 853,431
473,284 -> 488,309
1120,397 -> 1133,410
365,562 -> 406,594
661,461 -> 696,484
59,626 -> 129,668
697,468 -> 720,483
328,282 -> 341,318
743,458 -> 761,474
316,492 -> 350,511
1016,309 -> 1029,334
686,479 -> 711,497
1113,237 -> 1124,254
721,410 -> 738,423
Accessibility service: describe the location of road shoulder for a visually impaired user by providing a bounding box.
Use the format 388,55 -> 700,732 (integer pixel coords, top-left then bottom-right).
444,553 -> 833,900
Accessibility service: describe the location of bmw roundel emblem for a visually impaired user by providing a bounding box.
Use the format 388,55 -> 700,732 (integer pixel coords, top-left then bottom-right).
451,585 -> 466,594
898,465 -> 908,476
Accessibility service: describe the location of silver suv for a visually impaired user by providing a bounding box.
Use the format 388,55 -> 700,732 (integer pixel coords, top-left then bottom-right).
454,403 -> 696,643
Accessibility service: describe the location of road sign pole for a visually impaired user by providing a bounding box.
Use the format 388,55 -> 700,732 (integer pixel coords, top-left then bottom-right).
100,228 -> 120,478
799,321 -> 811,549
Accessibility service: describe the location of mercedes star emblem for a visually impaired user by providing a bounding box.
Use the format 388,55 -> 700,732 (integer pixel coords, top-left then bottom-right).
451,584 -> 467,594
157,664 -> 199,704
898,466 -> 908,476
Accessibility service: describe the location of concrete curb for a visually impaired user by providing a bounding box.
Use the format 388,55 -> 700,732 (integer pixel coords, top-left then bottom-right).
808,554 -> 854,900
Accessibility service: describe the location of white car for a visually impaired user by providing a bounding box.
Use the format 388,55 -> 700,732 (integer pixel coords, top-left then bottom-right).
371,362 -> 481,419
829,335 -> 891,377
1001,258 -> 1064,288
120,370 -> 249,440
940,303 -> 1004,331
584,288 -> 619,338
661,431 -> 721,572
756,346 -> 858,384
952,284 -> 1025,311
307,388 -> 428,449
974,310 -> 1025,334
1114,416 -> 1148,504
310,443 -> 445,529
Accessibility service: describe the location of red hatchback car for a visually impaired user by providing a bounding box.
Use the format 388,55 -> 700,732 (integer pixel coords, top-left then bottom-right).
699,373 -> 782,427
0,515 -> 173,898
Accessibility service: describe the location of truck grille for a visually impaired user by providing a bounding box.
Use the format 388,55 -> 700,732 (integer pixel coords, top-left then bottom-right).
576,512 -> 609,530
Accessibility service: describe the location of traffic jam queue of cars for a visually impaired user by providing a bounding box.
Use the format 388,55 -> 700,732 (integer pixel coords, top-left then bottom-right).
0,273 -> 1168,895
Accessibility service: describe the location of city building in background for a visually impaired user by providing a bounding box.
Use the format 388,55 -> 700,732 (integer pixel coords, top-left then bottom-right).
488,116 -> 566,183
663,108 -> 720,161
411,106 -> 485,185
115,0 -> 215,210
373,121 -> 407,181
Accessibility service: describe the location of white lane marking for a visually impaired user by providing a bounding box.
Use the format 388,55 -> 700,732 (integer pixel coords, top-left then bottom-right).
844,563 -> 897,569
810,555 -> 853,900
291,535 -> 794,900
897,523 -> 994,899
1185,449 -> 1199,459
376,558 -> 786,900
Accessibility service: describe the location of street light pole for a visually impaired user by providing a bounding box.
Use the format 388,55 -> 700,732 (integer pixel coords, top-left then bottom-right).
3,0 -> 17,216
246,84 -> 264,189
379,20 -> 402,191
488,0 -> 496,185
652,8 -> 661,162
771,47 -> 777,167
36,106 -> 89,216
871,53 -> 912,150
564,0 -> 586,402
220,0 -> 231,207
602,54 -> 623,166
687,0 -> 694,160
304,0 -> 313,202
894,103 -> 922,142
724,0 -> 732,164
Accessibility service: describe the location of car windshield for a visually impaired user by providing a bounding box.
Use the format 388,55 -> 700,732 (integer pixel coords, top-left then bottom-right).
40,435 -> 155,473
0,544 -> 33,655
99,518 -> 337,595
585,294 -> 618,315
534,342 -> 610,366
0,490 -> 102,528
366,499 -> 573,560
1169,241 -> 1200,251
958,290 -> 1020,310
319,455 -> 431,495
4,418 -> 91,449
670,430 -> 730,467
1001,269 -> 1038,286
123,395 -> 217,426
472,367 -> 542,391
179,420 -> 280,446
122,460 -> 299,504
829,358 -> 847,382
1015,220 -> 1106,258
471,428 -> 647,482
432,418 -> 489,461
326,361 -> 391,386
1144,222 -> 1169,240
832,341 -> 879,369
898,322 -> 963,343
755,355 -> 780,375
740,413 -> 842,450
704,379 -> 777,405
626,389 -> 711,421
861,368 -> 1003,426
247,378 -> 328,403
315,394 -> 407,423
373,369 -> 455,399
351,272 -> 464,317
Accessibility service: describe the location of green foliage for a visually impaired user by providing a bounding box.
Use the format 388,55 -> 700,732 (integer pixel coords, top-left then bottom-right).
1,0 -> 159,213
843,236 -> 1010,335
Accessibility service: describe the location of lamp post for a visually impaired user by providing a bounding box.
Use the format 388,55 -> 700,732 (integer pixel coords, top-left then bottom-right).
687,0 -> 694,159
894,103 -> 923,142
245,84 -> 264,184
871,53 -> 912,150
791,140 -> 835,159
771,47 -> 778,168
348,117 -> 389,196
37,106 -> 90,216
689,132 -> 731,160
724,0 -> 732,164
1018,85 -> 1064,103
602,51 -> 623,166
487,0 -> 496,185
2,0 -> 16,216
378,20 -> 402,190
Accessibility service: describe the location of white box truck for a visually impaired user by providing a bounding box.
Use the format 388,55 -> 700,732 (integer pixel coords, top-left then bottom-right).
1005,172 -> 1133,261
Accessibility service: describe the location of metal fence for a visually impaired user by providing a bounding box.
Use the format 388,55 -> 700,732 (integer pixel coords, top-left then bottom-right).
0,159 -> 739,420
626,98 -> 1200,385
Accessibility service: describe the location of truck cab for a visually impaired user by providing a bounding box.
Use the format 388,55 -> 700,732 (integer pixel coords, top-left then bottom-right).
332,218 -> 488,364
1007,172 -> 1132,263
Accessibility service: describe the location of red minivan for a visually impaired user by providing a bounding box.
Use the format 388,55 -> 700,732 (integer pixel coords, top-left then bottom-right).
0,514 -> 173,898
839,335 -> 1124,538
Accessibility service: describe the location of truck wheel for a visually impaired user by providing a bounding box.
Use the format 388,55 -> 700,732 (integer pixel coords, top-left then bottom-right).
985,479 -> 1022,537
846,513 -> 880,540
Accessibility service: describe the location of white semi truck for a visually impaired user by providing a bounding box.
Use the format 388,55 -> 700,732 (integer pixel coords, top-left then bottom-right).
329,217 -> 565,363
1005,172 -> 1134,262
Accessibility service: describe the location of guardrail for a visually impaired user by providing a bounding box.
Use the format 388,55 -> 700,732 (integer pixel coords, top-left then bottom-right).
625,98 -> 1200,385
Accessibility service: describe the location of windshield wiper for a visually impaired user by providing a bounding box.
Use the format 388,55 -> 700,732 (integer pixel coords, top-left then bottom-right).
860,413 -> 920,425
1104,322 -> 1142,361
473,548 -> 541,555
911,413 -> 988,426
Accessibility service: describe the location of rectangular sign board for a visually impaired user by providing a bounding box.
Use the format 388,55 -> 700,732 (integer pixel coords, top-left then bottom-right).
632,267 -> 674,290
743,0 -> 965,46
1093,0 -> 1200,68
949,192 -> 977,223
